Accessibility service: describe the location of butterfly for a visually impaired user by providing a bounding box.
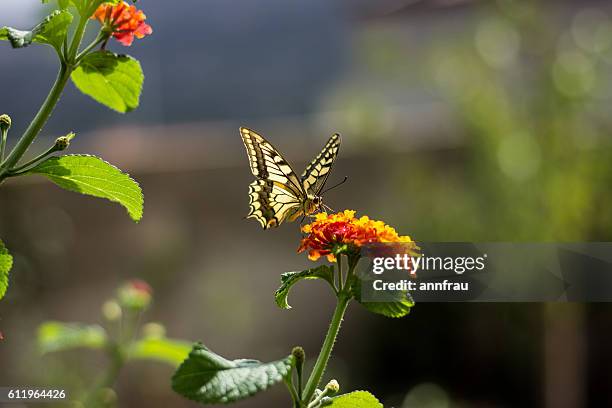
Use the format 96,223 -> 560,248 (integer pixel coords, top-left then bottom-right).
240,127 -> 342,229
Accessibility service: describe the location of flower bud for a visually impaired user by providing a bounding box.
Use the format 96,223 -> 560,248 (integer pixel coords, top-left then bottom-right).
291,346 -> 305,368
0,114 -> 11,132
102,300 -> 122,321
321,397 -> 333,406
54,132 -> 75,151
99,388 -> 117,405
142,322 -> 166,339
325,379 -> 339,394
117,279 -> 152,311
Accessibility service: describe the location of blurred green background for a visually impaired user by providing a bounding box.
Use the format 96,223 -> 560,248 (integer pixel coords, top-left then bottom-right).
2,0 -> 612,407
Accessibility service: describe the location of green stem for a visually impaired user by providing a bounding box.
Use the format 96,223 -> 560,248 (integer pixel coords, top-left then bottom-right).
285,378 -> 300,408
7,145 -> 59,175
302,294 -> 350,404
0,129 -> 7,162
296,362 -> 304,404
68,16 -> 89,62
83,342 -> 125,408
0,12 -> 90,178
76,32 -> 107,62
337,258 -> 344,291
0,65 -> 70,175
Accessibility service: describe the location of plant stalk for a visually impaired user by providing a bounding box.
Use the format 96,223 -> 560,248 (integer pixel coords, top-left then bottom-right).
0,65 -> 70,175
0,129 -> 7,162
83,342 -> 125,408
301,294 -> 350,404
0,12 -> 92,178
7,145 -> 59,175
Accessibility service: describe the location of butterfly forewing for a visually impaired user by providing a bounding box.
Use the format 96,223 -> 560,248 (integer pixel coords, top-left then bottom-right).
301,133 -> 341,195
240,127 -> 304,197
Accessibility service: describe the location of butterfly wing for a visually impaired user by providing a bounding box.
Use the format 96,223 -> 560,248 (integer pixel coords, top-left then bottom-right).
247,180 -> 302,229
301,133 -> 341,195
240,127 -> 305,196
240,127 -> 307,228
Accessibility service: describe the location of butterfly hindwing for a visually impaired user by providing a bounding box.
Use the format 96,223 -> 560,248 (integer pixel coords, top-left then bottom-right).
301,133 -> 341,195
247,180 -> 302,229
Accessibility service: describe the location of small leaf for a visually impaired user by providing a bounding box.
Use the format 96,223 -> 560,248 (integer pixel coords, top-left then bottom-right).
42,0 -> 111,14
71,51 -> 144,113
38,322 -> 107,353
352,278 -> 414,318
327,391 -> 383,408
130,338 -> 192,367
0,10 -> 73,50
0,239 -> 13,300
172,343 -> 294,404
27,155 -> 144,222
275,265 -> 335,309
42,0 -> 71,8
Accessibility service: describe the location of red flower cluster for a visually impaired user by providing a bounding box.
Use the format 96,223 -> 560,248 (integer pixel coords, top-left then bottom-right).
298,210 -> 418,262
93,1 -> 152,46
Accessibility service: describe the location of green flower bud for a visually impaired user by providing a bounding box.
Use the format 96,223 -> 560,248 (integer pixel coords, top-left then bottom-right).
321,397 -> 333,406
102,300 -> 122,321
142,322 -> 166,339
0,114 -> 11,132
117,279 -> 152,311
291,346 -> 305,367
99,388 -> 117,405
54,132 -> 75,151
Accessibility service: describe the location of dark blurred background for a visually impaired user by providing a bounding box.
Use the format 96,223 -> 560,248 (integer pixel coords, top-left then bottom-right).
2,0 -> 612,407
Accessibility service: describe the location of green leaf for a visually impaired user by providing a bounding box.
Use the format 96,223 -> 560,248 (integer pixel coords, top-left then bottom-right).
0,10 -> 73,51
172,343 -> 294,404
27,155 -> 144,222
327,391 -> 383,408
352,278 -> 414,318
38,322 -> 107,353
71,51 -> 144,113
275,265 -> 335,309
0,240 -> 13,300
130,338 -> 192,367
42,0 -> 72,8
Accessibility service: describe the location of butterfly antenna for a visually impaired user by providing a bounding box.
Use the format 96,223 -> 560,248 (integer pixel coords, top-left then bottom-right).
321,176 -> 348,195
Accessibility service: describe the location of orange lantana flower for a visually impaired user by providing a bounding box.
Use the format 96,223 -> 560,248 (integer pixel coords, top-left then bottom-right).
93,1 -> 152,46
298,210 -> 418,262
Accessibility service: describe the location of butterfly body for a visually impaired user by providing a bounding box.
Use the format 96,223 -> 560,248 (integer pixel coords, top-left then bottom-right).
240,127 -> 341,229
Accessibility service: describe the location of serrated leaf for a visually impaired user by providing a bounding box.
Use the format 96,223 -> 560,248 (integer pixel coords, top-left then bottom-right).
43,0 -> 118,14
130,338 -> 192,367
352,278 -> 414,318
71,51 -> 143,113
172,343 -> 294,404
327,391 -> 383,407
0,240 -> 13,300
38,322 -> 107,353
275,265 -> 335,309
27,155 -> 144,222
42,0 -> 72,8
0,10 -> 73,50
